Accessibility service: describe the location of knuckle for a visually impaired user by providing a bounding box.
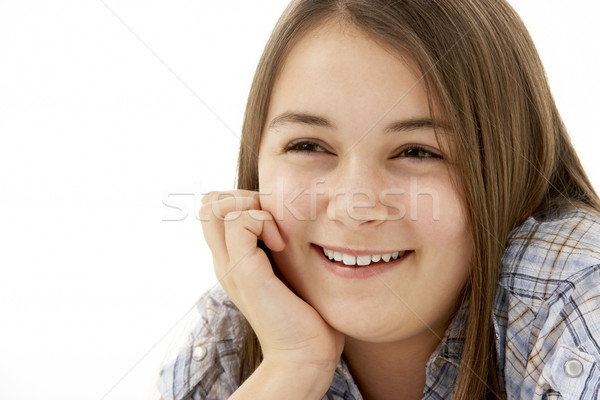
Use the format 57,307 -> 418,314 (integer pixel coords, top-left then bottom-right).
201,191 -> 217,205
199,202 -> 217,221
198,203 -> 209,219
248,209 -> 271,221
216,191 -> 236,201
224,210 -> 244,222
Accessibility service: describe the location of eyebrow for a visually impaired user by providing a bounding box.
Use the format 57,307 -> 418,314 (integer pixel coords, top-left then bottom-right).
268,112 -> 333,130
267,111 -> 450,134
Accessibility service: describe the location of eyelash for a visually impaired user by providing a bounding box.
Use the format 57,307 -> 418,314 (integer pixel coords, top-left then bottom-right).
284,140 -> 442,160
284,140 -> 328,153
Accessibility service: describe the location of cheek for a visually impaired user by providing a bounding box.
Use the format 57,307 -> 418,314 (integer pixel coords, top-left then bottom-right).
258,168 -> 321,287
406,176 -> 473,277
259,167 -> 318,237
406,175 -> 470,237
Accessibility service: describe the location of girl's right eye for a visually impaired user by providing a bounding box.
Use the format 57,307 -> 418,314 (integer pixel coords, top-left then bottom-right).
284,140 -> 328,153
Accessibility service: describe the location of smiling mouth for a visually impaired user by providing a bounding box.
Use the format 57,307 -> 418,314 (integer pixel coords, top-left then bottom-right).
318,245 -> 412,267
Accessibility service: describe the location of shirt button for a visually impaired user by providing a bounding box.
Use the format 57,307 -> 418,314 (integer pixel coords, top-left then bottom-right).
564,359 -> 583,378
192,345 -> 207,362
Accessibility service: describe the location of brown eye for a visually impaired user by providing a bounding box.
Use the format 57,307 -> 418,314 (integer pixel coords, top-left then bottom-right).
396,145 -> 442,160
284,140 -> 328,153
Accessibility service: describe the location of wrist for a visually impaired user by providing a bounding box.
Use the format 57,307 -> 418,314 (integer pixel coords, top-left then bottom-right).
267,356 -> 338,393
231,357 -> 337,400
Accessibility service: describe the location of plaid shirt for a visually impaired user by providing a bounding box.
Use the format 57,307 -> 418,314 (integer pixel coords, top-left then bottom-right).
158,207 -> 600,399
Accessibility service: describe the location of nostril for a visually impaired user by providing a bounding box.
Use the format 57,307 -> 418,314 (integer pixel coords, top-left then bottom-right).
326,190 -> 391,226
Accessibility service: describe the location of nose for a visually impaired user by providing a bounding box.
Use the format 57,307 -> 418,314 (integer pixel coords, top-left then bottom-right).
326,159 -> 398,229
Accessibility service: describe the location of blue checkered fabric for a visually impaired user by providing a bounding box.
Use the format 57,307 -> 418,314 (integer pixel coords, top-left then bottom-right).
158,206 -> 600,399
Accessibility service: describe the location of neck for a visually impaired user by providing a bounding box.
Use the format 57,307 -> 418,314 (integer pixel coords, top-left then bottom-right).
342,331 -> 443,400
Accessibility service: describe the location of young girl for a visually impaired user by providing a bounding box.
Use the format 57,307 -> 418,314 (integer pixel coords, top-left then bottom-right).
158,0 -> 600,398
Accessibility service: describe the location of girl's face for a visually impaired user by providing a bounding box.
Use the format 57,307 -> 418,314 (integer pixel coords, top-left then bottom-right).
258,21 -> 473,345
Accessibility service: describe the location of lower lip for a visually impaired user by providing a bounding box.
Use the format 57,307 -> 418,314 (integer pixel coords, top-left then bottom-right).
313,244 -> 413,279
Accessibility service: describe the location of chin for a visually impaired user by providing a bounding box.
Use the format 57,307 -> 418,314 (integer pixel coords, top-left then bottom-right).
314,297 -> 403,342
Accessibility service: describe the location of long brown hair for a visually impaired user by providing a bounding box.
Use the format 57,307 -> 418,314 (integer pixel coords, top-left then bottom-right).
235,0 -> 600,398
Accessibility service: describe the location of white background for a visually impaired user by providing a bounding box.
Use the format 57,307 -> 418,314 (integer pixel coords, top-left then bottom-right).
0,1 -> 598,399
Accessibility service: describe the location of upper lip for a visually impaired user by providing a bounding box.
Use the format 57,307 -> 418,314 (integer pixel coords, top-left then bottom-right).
314,244 -> 411,257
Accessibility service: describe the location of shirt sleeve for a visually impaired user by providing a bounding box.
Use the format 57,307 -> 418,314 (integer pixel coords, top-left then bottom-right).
519,265 -> 600,399
156,286 -> 245,400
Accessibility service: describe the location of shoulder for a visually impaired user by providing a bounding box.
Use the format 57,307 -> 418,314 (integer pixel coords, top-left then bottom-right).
495,207 -> 600,398
157,285 -> 246,400
498,206 -> 600,303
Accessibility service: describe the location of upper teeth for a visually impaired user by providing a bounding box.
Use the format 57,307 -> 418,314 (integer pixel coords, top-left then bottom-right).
322,248 -> 406,266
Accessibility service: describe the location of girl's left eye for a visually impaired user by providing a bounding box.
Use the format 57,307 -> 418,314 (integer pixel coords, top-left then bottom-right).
395,145 -> 442,160
284,140 -> 328,153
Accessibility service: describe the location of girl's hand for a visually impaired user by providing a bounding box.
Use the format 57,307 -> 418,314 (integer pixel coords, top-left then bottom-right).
200,190 -> 344,397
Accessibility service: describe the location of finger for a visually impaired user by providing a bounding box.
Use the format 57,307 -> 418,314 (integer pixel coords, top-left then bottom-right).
200,190 -> 259,206
223,210 -> 284,271
199,193 -> 261,262
219,210 -> 286,311
251,210 -> 286,252
199,195 -> 260,221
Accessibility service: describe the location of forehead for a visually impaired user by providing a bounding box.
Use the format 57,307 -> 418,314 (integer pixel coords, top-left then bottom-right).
263,19 -> 453,150
266,19 -> 441,129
